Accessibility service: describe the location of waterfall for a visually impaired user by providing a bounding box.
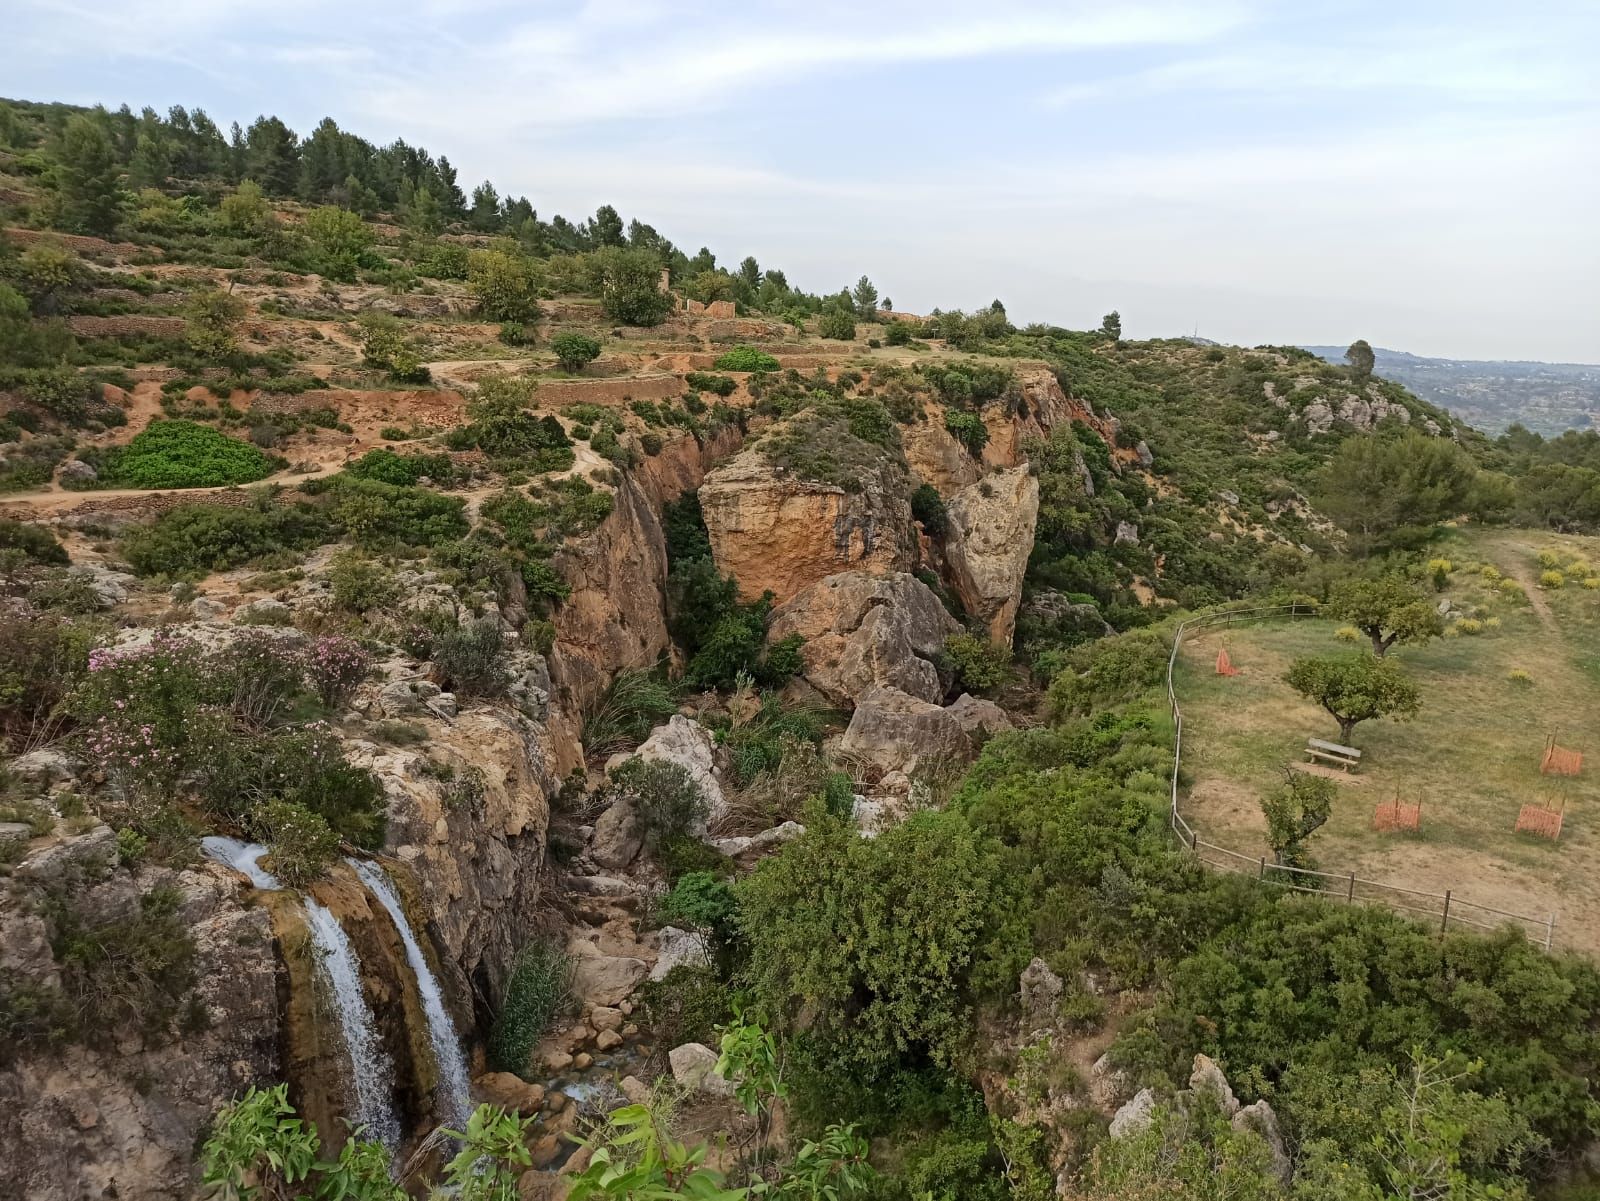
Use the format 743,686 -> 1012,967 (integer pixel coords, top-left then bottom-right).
348,857 -> 474,1129
303,898 -> 402,1152
200,836 -> 282,891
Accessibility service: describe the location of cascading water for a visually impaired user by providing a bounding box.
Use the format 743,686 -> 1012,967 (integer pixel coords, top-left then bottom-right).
303,898 -> 403,1152
200,836 -> 282,890
348,857 -> 473,1129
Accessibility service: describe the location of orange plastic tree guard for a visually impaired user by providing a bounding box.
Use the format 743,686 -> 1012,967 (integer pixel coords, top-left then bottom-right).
1541,739 -> 1583,776
1514,804 -> 1564,840
1373,799 -> 1421,832
1215,648 -> 1239,677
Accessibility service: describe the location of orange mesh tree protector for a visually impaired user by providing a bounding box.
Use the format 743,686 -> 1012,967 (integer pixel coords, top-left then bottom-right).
1216,648 -> 1239,677
1515,804 -> 1564,841
1373,799 -> 1421,832
1541,740 -> 1583,776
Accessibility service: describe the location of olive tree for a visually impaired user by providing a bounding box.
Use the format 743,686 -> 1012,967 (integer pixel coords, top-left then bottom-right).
1327,575 -> 1443,657
1285,652 -> 1421,744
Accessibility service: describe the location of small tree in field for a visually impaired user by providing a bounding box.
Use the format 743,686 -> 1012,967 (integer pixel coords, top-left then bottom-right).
551,331 -> 601,372
1101,310 -> 1122,343
1261,767 -> 1335,868
184,289 -> 246,360
1327,575 -> 1442,657
1286,652 -> 1421,744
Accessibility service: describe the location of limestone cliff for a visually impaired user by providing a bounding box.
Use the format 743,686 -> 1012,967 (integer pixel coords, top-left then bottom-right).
942,466 -> 1040,644
700,446 -> 917,606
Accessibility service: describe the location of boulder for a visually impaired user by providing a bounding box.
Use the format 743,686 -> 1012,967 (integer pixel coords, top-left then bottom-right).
236,597 -> 291,624
1089,1053 -> 1132,1110
58,459 -> 97,484
566,874 -> 634,899
713,821 -> 804,858
588,1006 -> 624,1033
838,686 -> 972,775
8,748 -> 82,790
619,1075 -> 651,1104
1114,521 -> 1140,547
1019,957 -> 1063,1025
594,1029 -> 623,1052
375,678 -> 442,718
190,596 -> 227,620
630,715 -> 726,826
668,1042 -> 734,1097
699,443 -> 916,606
590,798 -> 643,870
1135,440 -> 1154,468
1232,1100 -> 1292,1186
1110,1088 -> 1157,1139
0,821 -> 33,851
944,693 -> 1011,739
1188,1054 -> 1240,1117
649,926 -> 713,981
568,942 -> 647,1008
942,466 -> 1038,644
475,1072 -> 546,1115
767,572 -> 958,707
67,564 -> 138,608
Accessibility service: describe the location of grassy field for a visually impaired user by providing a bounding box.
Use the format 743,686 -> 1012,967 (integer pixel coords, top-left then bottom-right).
1174,527 -> 1600,952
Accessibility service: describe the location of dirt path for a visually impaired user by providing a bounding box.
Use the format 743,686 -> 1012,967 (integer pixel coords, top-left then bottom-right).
1499,542 -> 1558,632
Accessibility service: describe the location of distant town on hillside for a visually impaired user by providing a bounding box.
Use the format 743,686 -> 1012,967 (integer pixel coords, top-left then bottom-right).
1303,345 -> 1600,436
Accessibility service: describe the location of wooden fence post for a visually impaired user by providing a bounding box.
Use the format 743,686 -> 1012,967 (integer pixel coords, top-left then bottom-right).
1347,873 -> 1355,902
1440,890 -> 1452,934
1546,914 -> 1556,952
1258,857 -> 1266,880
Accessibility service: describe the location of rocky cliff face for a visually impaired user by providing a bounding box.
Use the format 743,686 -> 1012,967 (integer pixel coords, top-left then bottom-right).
0,831 -> 280,1201
942,466 -> 1040,645
699,447 -> 917,606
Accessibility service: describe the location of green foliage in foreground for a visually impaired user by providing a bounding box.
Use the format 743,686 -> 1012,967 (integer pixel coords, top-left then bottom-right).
203,1084 -> 533,1201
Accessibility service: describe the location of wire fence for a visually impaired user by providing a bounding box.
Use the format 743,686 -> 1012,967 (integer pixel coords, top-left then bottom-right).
1166,604 -> 1559,952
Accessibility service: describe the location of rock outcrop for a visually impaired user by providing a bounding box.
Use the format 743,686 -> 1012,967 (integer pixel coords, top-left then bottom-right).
942,466 -> 1038,644
767,571 -> 959,707
699,446 -> 916,605
838,685 -> 972,775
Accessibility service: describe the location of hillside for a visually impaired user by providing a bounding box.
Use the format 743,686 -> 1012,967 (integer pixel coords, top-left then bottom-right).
2,94 -> 1599,1201
1304,344 -> 1600,436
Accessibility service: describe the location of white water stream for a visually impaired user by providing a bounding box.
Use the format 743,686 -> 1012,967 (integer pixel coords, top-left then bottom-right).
303,898 -> 402,1152
348,857 -> 473,1129
199,836 -> 282,890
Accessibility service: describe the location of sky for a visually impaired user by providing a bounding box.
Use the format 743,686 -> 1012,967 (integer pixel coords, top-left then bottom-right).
8,0 -> 1599,362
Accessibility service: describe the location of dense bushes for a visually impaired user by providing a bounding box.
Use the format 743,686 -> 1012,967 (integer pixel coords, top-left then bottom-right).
739,805 -> 998,1090
344,446 -> 456,487
551,331 -> 601,371
85,419 -> 277,489
121,500 -> 334,575
451,375 -> 574,471
714,346 -> 780,373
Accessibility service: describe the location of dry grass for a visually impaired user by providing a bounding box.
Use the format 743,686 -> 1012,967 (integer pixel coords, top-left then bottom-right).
1174,528 -> 1600,952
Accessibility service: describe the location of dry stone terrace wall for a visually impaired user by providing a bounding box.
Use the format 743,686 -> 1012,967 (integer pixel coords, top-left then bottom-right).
66,315 -> 185,338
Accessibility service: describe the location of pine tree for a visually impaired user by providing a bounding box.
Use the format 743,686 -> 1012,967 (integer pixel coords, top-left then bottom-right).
55,115 -> 122,235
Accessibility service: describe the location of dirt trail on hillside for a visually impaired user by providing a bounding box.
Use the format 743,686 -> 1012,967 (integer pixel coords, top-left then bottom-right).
1500,545 -> 1558,631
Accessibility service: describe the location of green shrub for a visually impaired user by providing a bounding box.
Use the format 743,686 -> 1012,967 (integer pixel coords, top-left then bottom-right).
608,757 -> 708,851
0,518 -> 67,564
944,410 -> 989,457
582,669 -> 679,757
319,476 -> 468,547
635,964 -> 734,1051
714,346 -> 780,373
943,632 -> 1010,696
818,308 -> 856,340
468,249 -> 541,323
684,372 -> 736,397
432,618 -> 509,697
344,446 -> 455,487
94,420 -> 276,489
910,483 -> 948,537
456,375 -> 574,471
327,550 -> 398,613
660,871 -> 738,950
591,246 -> 674,326
498,321 -> 531,346
885,322 -> 912,346
1046,629 -> 1169,718
356,312 -> 429,383
488,940 -> 572,1072
121,501 -> 334,576
551,331 -> 602,372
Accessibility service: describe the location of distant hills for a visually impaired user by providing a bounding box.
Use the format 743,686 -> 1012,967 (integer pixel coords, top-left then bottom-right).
1302,346 -> 1600,436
